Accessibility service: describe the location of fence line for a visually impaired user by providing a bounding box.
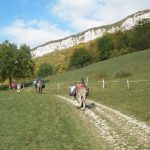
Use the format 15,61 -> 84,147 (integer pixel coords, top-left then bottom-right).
98,80 -> 150,83
47,79 -> 150,90
98,79 -> 150,89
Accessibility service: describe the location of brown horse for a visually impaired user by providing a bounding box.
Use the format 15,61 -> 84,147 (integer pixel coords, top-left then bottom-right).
37,80 -> 42,93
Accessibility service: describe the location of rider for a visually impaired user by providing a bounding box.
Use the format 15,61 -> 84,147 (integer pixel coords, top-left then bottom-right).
70,83 -> 77,99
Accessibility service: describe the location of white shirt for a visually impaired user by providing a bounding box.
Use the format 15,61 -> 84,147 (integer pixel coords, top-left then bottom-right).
71,85 -> 76,93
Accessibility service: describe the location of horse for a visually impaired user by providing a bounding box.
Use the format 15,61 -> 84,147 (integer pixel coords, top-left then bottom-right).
37,79 -> 43,94
76,83 -> 87,110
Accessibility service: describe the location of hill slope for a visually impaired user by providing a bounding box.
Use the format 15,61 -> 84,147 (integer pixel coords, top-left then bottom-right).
50,48 -> 150,82
49,49 -> 150,124
32,9 -> 150,57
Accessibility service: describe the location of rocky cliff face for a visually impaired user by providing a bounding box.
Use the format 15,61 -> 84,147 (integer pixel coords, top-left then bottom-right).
32,9 -> 150,57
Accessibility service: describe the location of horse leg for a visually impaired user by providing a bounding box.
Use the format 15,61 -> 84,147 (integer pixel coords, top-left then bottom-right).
40,87 -> 42,93
81,91 -> 86,110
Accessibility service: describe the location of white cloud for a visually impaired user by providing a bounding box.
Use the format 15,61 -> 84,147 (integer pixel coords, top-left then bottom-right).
0,0 -> 149,48
51,0 -> 150,31
52,0 -> 104,31
0,19 -> 71,48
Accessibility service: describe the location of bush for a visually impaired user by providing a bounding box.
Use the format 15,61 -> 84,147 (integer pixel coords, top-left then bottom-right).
0,85 -> 9,91
95,71 -> 109,80
38,63 -> 53,77
114,70 -> 132,78
97,34 -> 115,60
69,47 -> 91,68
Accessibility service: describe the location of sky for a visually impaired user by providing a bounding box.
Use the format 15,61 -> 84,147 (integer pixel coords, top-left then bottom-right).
0,0 -> 149,48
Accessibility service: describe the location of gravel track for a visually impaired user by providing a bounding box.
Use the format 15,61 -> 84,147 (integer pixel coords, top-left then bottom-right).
56,95 -> 150,150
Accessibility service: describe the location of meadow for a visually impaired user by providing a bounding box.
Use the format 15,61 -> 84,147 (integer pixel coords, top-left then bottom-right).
48,49 -> 150,124
0,49 -> 150,149
0,89 -> 108,150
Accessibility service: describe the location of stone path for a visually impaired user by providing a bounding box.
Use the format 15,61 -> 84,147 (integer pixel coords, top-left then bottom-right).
57,95 -> 150,150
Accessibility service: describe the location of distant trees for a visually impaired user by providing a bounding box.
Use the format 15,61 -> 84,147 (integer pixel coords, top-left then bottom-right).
69,47 -> 91,68
96,19 -> 150,60
0,41 -> 34,86
130,19 -> 150,50
97,34 -> 114,60
38,63 -> 53,77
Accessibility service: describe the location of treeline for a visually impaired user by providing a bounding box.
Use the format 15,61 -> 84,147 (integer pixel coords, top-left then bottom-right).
35,19 -> 150,76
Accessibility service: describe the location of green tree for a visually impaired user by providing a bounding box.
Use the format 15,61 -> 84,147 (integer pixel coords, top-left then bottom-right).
114,31 -> 130,49
0,41 -> 34,86
130,19 -> 150,50
97,34 -> 114,60
69,47 -> 91,68
38,63 -> 53,77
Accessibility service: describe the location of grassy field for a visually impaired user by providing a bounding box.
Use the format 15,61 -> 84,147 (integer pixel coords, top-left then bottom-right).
48,49 -> 150,124
0,88 -> 108,150
0,49 -> 150,149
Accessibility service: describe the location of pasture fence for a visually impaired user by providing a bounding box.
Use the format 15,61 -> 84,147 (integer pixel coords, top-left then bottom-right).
47,79 -> 150,90
98,79 -> 150,89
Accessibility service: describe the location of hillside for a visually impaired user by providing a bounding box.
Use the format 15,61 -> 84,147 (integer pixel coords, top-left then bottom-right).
48,49 -> 150,124
0,49 -> 150,150
49,48 -> 150,82
32,9 -> 150,57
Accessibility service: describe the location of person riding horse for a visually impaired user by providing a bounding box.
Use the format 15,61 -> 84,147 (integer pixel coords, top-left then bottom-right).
76,82 -> 87,110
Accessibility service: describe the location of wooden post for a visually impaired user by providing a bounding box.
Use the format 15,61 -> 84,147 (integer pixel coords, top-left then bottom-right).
127,80 -> 129,89
86,77 -> 88,86
103,79 -> 105,89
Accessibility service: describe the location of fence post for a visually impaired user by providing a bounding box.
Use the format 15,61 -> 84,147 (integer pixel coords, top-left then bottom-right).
103,79 -> 105,88
58,83 -> 60,90
127,80 -> 129,89
86,77 -> 88,86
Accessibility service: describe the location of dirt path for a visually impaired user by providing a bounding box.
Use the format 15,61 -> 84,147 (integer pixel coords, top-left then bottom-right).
57,95 -> 150,150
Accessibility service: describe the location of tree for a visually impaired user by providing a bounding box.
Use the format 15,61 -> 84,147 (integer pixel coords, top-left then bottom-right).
38,63 -> 53,77
114,31 -> 130,49
97,34 -> 114,60
0,41 -> 34,86
130,19 -> 150,50
69,47 -> 91,68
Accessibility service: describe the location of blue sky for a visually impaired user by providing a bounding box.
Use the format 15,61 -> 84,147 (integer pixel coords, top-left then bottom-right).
0,0 -> 149,48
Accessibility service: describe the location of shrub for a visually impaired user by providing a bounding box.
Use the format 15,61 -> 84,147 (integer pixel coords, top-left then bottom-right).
97,34 -> 115,60
114,70 -> 133,78
38,63 -> 53,77
69,47 -> 91,68
95,71 -> 109,80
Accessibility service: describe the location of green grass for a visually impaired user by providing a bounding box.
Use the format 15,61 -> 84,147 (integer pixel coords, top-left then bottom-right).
0,49 -> 150,149
48,49 -> 150,124
0,89 -> 108,150
48,49 -> 150,82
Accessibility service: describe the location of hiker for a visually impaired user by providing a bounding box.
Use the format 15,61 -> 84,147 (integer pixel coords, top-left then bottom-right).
80,77 -> 89,96
17,83 -> 21,93
70,83 -> 77,99
11,82 -> 17,89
